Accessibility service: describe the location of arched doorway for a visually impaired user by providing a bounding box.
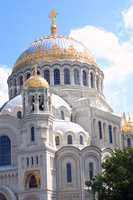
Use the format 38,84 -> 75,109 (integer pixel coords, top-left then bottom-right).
24,171 -> 41,190
0,193 -> 7,200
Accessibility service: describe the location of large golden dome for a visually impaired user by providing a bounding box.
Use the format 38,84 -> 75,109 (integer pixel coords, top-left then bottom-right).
13,36 -> 96,73
12,10 -> 96,73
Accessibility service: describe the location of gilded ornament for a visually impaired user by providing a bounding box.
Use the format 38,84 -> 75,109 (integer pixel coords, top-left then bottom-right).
49,9 -> 58,36
121,113 -> 133,133
25,66 -> 49,89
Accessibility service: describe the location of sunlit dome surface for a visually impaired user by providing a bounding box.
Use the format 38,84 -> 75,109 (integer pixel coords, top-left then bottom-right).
53,120 -> 88,135
13,35 -> 96,72
19,36 -> 90,58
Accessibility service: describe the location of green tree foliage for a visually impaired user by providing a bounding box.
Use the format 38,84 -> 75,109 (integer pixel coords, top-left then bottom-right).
85,148 -> 133,200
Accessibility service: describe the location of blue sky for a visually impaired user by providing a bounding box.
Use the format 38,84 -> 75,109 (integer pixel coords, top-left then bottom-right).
0,0 -> 130,65
0,0 -> 133,115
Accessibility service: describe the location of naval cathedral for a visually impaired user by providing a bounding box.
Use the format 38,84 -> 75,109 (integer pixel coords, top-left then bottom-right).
0,10 -> 132,200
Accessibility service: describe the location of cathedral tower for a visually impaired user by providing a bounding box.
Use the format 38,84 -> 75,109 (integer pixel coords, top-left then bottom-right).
17,67 -> 56,200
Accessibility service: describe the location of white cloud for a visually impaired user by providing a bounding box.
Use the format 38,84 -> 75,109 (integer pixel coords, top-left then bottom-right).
0,66 -> 11,107
70,25 -> 133,113
122,5 -> 133,29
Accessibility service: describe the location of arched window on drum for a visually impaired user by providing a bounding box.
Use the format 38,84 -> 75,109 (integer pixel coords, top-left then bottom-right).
83,70 -> 87,86
90,72 -> 94,88
19,75 -> 23,88
54,69 -> 60,85
44,69 -> 50,84
13,79 -> 17,95
64,68 -> 70,84
0,136 -> 11,166
26,72 -> 31,80
108,125 -> 113,144
74,69 -> 80,85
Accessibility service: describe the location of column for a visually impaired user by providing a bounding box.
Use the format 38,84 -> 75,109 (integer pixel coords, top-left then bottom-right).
50,69 -> 54,86
70,68 -> 74,85
60,67 -> 64,85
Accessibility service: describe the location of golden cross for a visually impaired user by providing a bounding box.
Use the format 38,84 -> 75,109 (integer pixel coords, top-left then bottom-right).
49,9 -> 57,23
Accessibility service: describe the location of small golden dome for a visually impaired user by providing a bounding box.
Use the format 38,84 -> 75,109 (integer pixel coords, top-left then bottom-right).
25,73 -> 49,89
121,113 -> 133,133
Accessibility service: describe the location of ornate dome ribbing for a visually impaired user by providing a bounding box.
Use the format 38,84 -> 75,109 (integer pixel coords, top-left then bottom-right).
13,35 -> 96,72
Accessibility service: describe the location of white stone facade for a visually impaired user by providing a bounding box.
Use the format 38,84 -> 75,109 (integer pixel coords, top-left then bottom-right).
0,29 -> 131,200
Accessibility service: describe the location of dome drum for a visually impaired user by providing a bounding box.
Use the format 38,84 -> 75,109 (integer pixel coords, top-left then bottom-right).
8,16 -> 104,101
8,61 -> 104,100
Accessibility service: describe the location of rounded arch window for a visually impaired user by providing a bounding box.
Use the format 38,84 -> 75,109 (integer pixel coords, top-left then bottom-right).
90,72 -> 94,88
26,72 -> 31,80
0,194 -> 7,200
74,69 -> 80,85
98,121 -> 102,139
31,127 -> 35,142
66,162 -> 72,183
83,70 -> 87,86
55,136 -> 60,146
29,175 -> 38,188
64,68 -> 70,84
89,162 -> 94,180
61,110 -> 65,120
67,135 -> 73,144
44,69 -> 50,84
17,111 -> 22,119
39,95 -> 44,111
108,125 -> 113,144
0,136 -> 11,166
30,95 -> 35,112
13,78 -> 16,86
9,80 -> 12,87
25,173 -> 40,189
19,75 -> 23,86
54,69 -> 60,85
13,79 -> 17,95
80,135 -> 84,145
